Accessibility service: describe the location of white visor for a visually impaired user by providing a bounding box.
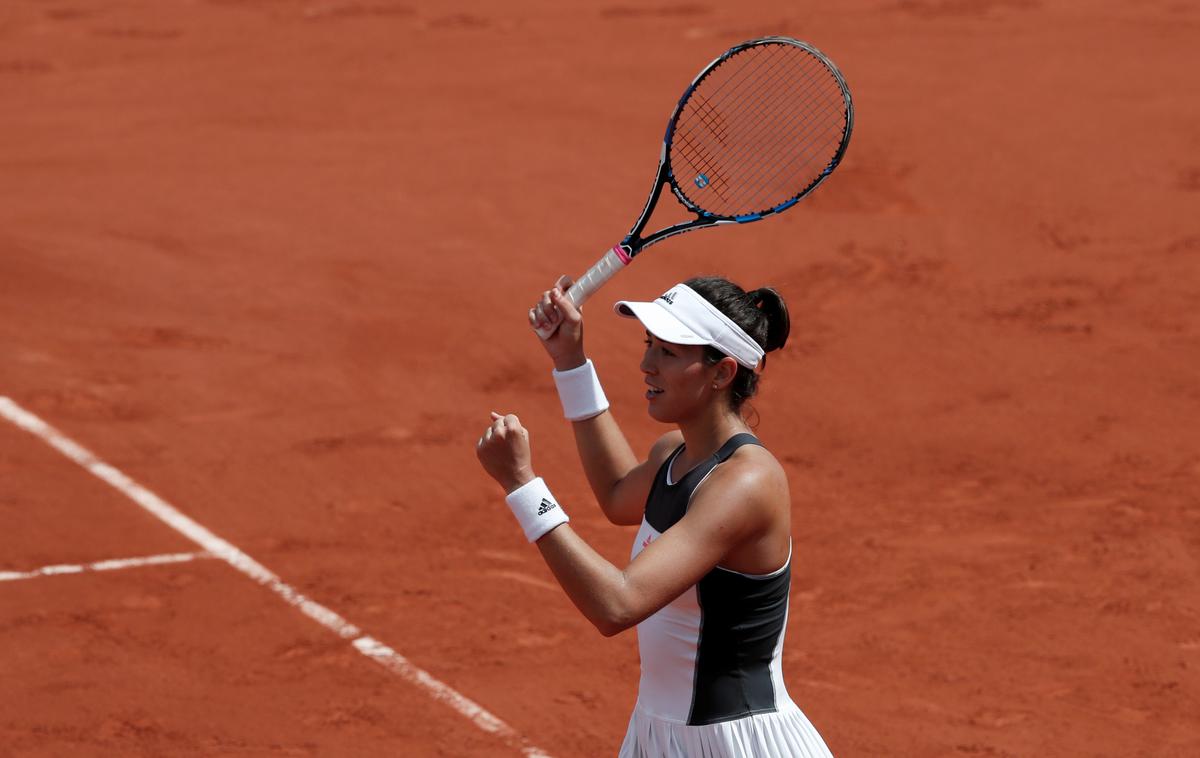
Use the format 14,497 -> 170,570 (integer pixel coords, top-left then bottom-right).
614,283 -> 765,370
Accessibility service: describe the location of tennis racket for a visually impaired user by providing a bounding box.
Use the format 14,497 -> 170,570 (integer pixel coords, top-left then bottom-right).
536,36 -> 853,338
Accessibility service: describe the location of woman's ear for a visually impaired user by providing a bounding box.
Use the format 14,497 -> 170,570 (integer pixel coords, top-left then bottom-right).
711,356 -> 739,391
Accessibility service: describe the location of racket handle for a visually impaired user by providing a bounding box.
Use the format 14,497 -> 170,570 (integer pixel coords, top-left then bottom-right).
534,245 -> 631,340
566,245 -> 630,307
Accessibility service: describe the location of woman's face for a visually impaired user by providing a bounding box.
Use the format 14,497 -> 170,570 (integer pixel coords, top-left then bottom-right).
640,332 -> 718,423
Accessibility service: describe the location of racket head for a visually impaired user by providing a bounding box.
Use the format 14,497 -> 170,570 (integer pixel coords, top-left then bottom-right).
663,37 -> 854,223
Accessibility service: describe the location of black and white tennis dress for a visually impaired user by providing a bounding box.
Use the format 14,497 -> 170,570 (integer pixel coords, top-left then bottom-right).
618,433 -> 833,758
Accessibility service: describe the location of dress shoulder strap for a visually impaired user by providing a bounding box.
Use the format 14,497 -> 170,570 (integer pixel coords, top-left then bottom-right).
711,432 -> 763,464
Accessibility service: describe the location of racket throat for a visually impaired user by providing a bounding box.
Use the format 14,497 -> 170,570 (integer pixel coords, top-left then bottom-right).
625,166 -> 708,253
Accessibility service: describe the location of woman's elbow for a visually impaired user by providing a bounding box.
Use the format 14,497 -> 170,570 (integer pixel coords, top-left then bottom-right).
596,494 -> 624,525
593,616 -> 632,637
591,604 -> 637,637
598,500 -> 643,526
601,511 -> 633,527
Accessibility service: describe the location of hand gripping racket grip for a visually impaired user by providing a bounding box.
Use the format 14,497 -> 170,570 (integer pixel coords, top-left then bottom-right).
534,245 -> 631,340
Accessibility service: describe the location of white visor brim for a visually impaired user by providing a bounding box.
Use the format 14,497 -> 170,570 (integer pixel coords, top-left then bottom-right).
614,284 -> 765,370
615,301 -> 710,347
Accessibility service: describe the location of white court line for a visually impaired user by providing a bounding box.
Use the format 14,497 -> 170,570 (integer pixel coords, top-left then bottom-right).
0,396 -> 551,758
0,550 -> 211,583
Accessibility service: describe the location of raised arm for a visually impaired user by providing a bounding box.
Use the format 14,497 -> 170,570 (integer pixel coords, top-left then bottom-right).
530,277 -> 672,525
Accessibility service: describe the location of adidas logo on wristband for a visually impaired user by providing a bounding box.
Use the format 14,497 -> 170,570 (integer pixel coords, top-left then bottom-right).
505,478 -> 569,543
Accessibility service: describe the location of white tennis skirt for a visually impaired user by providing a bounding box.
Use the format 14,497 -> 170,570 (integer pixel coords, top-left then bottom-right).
617,701 -> 834,758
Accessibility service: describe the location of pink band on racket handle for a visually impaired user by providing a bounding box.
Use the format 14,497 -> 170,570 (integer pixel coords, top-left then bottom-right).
534,245 -> 630,340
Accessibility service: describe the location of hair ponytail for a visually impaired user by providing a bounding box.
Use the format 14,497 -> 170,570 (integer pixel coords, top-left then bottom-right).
749,287 -> 790,353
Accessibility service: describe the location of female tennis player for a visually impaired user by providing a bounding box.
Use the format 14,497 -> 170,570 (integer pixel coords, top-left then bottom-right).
475,275 -> 834,757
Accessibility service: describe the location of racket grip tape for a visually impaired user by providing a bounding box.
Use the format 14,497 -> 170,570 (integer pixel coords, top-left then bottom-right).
534,245 -> 630,340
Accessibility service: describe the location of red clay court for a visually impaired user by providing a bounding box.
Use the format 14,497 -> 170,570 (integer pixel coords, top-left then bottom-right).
1,1 -> 1197,756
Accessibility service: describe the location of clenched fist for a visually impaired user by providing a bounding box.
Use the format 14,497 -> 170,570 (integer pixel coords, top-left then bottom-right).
475,412 -> 536,494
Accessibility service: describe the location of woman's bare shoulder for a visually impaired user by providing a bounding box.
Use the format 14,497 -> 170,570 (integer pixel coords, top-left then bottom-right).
735,442 -> 788,479
702,443 -> 789,505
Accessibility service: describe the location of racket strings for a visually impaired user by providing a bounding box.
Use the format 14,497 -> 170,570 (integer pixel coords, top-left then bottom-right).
699,47 -> 842,163
670,42 -> 848,217
673,47 -> 796,194
686,47 -> 810,159
708,60 -> 839,182
745,108 -> 844,209
688,52 -> 843,209
675,95 -> 761,202
735,94 -> 846,211
674,109 -> 735,203
682,61 -> 833,201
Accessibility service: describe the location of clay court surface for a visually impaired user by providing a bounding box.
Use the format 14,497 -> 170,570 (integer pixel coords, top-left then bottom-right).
1,1 -> 1198,756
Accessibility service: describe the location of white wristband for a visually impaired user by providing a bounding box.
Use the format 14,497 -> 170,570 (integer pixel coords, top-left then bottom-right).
552,359 -> 609,421
505,477 -> 569,543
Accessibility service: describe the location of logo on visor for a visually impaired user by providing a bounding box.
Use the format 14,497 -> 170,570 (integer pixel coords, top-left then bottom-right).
660,290 -> 677,305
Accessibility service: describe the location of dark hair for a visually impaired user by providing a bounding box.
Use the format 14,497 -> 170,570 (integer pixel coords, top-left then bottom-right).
685,276 -> 790,413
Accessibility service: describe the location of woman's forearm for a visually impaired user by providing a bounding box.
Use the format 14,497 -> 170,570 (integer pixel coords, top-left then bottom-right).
535,524 -> 634,637
570,411 -> 639,513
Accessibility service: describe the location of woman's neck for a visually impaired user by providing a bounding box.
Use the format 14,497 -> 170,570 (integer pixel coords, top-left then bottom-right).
675,405 -> 749,466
